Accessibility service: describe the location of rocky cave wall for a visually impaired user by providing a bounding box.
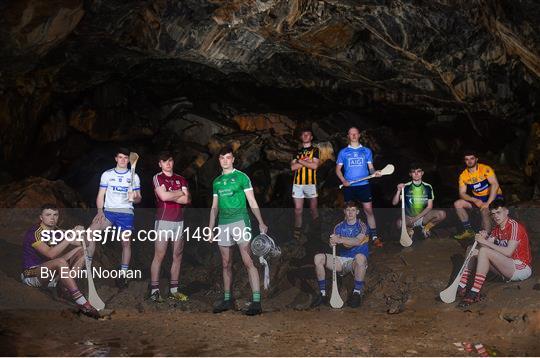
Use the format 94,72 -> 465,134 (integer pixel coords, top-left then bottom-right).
0,0 -> 539,209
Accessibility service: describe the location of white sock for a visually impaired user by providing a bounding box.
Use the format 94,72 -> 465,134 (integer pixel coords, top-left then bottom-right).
170,287 -> 178,294
75,296 -> 88,305
320,290 -> 326,296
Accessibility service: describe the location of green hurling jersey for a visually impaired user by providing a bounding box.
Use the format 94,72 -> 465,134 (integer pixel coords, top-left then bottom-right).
213,169 -> 252,225
404,181 -> 434,217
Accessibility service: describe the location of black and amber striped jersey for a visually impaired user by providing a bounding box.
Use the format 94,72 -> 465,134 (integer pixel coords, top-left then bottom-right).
293,146 -> 319,185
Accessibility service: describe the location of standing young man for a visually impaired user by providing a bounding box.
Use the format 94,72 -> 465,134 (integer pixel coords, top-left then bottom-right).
454,151 -> 502,240
457,199 -> 532,307
311,201 -> 369,308
392,163 -> 446,239
21,204 -> 99,318
336,127 -> 383,247
209,145 -> 269,316
91,147 -> 141,288
290,128 -> 320,241
149,151 -> 191,302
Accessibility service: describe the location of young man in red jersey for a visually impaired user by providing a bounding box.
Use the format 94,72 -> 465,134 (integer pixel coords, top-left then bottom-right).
457,199 -> 532,307
148,151 -> 191,302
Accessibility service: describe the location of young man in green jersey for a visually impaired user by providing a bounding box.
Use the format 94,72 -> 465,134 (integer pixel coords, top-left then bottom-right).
208,145 -> 269,316
392,163 -> 446,239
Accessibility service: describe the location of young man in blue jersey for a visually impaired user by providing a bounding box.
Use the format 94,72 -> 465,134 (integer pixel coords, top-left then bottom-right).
311,201 -> 370,308
336,127 -> 383,247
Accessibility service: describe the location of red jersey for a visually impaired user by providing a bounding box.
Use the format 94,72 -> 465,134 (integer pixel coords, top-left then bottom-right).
153,172 -> 189,222
490,218 -> 532,266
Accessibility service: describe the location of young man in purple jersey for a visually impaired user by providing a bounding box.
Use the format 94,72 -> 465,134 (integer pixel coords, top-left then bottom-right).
335,127 -> 383,247
21,204 -> 99,318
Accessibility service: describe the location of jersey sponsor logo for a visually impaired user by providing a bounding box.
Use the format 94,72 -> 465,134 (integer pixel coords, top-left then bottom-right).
348,157 -> 364,166
495,238 -> 508,247
111,185 -> 129,192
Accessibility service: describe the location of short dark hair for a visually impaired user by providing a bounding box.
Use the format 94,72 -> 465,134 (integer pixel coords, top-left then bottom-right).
489,198 -> 506,211
218,145 -> 234,157
348,126 -> 360,133
300,128 -> 313,136
158,150 -> 174,162
40,203 -> 59,214
463,149 -> 477,158
116,147 -> 130,156
344,201 -> 359,210
409,163 -> 423,172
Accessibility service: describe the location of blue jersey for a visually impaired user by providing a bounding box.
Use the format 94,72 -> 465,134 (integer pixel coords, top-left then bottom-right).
334,219 -> 369,258
336,145 -> 373,186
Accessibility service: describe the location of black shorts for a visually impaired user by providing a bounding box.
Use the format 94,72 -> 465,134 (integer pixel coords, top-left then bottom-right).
344,184 -> 372,203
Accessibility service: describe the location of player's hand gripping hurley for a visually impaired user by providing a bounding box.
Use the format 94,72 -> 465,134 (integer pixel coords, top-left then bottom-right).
339,164 -> 395,189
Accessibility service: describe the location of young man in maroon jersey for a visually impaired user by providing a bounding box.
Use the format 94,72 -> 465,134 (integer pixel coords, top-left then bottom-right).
457,199 -> 533,307
148,151 -> 191,302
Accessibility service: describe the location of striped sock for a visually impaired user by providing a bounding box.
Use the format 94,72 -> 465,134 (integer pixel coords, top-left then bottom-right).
224,291 -> 231,301
120,264 -> 129,271
150,281 -> 159,294
462,221 -> 472,231
353,280 -> 364,294
70,289 -> 88,305
471,273 -> 486,293
170,280 -> 179,294
252,291 -> 261,303
318,279 -> 326,296
459,269 -> 471,288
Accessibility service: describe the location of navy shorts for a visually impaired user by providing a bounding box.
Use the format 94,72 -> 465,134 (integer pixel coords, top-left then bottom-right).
475,194 -> 504,203
344,184 -> 372,203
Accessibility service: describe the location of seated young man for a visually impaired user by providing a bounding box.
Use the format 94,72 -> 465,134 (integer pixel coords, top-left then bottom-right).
458,199 -> 532,307
21,204 -> 99,318
391,163 -> 446,239
311,201 -> 370,308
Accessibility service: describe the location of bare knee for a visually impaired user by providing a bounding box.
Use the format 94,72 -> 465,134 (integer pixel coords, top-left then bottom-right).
314,253 -> 325,266
438,211 -> 447,220
222,256 -> 232,270
354,254 -> 367,266
454,200 -> 463,209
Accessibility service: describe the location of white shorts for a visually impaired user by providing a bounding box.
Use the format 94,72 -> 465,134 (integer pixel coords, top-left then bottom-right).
509,260 -> 532,281
334,256 -> 368,276
412,216 -> 424,228
154,220 -> 184,241
21,266 -> 58,288
216,220 -> 251,247
292,184 -> 318,199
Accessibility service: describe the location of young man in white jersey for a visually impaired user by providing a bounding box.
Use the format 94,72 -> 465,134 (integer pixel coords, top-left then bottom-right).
90,147 -> 141,289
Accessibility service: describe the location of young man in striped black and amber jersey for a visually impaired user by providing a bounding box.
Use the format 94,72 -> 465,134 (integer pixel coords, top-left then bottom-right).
290,128 -> 320,241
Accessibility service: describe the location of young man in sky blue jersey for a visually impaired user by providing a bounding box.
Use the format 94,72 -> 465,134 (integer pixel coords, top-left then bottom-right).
335,127 -> 383,248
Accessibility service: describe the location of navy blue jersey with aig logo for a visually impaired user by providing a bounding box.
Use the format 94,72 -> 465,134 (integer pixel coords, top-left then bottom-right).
334,219 -> 369,258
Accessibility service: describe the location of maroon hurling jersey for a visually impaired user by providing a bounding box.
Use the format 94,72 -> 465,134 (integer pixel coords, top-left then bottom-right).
153,172 -> 188,221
